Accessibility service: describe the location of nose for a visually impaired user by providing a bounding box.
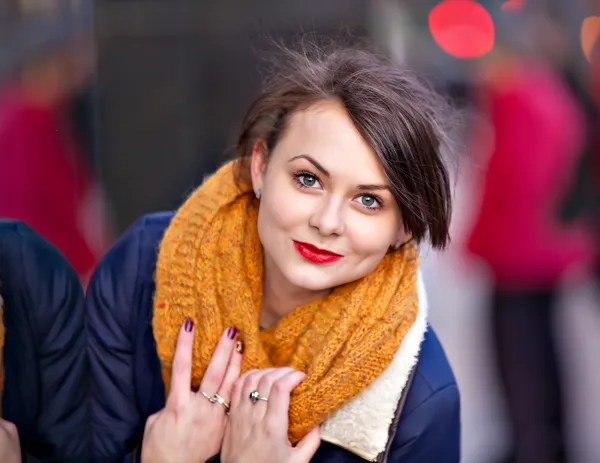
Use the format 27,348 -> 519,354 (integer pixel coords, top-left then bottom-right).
308,196 -> 346,237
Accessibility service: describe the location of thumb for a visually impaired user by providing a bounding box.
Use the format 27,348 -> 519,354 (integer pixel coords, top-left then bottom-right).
294,427 -> 321,461
144,412 -> 160,432
0,420 -> 19,441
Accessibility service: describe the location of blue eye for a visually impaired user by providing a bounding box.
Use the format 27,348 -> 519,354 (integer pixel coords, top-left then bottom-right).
356,194 -> 382,210
295,172 -> 321,189
300,174 -> 318,187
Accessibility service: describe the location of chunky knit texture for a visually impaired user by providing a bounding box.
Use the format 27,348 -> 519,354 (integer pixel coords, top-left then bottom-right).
153,161 -> 420,443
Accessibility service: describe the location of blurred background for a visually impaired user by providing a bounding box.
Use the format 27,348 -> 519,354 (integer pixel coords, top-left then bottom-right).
1,0 -> 600,461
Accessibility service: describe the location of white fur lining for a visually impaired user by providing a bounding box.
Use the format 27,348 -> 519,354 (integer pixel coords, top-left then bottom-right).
319,271 -> 428,461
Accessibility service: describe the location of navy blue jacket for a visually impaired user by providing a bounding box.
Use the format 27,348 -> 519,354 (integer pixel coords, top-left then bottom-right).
88,213 -> 461,463
0,220 -> 88,462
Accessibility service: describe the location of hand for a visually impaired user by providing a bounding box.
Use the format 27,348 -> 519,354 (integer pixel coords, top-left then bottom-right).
141,320 -> 242,463
0,419 -> 21,463
221,368 -> 321,463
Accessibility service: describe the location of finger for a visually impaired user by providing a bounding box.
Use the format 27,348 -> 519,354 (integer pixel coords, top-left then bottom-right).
144,412 -> 159,432
166,319 -> 195,410
257,368 -> 296,399
252,367 -> 296,421
199,326 -> 238,396
294,427 -> 321,461
215,336 -> 244,402
0,421 -> 18,441
230,368 -> 258,411
267,370 -> 306,419
238,369 -> 277,417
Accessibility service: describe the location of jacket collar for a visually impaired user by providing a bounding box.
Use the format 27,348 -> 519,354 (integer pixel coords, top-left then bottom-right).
319,271 -> 428,461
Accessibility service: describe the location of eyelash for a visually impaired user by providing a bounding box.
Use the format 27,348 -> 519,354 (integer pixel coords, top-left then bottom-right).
291,171 -> 384,211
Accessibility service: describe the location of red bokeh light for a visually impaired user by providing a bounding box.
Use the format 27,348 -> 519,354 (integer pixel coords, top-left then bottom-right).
429,0 -> 495,59
501,0 -> 524,12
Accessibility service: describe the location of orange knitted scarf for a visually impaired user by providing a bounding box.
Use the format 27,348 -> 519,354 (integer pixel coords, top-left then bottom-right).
153,161 -> 419,443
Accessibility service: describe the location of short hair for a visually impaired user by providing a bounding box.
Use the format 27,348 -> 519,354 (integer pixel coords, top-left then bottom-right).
233,38 -> 454,249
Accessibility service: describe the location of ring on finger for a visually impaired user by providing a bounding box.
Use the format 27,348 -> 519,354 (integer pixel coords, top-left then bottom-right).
212,394 -> 230,414
201,391 -> 217,403
249,390 -> 269,404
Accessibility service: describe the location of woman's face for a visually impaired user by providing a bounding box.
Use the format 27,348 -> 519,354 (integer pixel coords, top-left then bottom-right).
251,99 -> 407,293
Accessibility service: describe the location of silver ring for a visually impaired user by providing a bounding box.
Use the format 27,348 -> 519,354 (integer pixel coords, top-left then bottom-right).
249,390 -> 268,404
201,391 -> 216,403
212,394 -> 230,414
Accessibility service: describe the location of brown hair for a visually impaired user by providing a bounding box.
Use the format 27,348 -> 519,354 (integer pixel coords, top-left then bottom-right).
234,38 -> 454,249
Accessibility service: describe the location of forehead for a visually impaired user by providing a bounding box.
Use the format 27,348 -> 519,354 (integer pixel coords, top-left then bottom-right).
273,99 -> 388,182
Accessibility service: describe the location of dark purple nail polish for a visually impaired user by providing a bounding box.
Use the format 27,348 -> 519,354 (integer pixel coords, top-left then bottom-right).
227,326 -> 238,340
184,319 -> 194,332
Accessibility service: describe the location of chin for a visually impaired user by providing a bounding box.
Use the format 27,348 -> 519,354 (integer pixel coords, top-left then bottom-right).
288,259 -> 388,292
283,267 -> 341,292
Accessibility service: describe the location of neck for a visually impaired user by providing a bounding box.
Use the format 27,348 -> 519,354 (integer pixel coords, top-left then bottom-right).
16,63 -> 72,108
260,256 -> 329,328
16,80 -> 62,108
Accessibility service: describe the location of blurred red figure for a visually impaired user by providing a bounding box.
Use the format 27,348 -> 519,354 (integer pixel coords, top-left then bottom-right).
0,16 -> 110,285
468,56 -> 593,286
467,49 -> 595,463
590,49 -> 600,270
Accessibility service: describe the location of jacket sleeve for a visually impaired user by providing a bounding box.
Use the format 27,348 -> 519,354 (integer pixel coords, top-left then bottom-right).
388,383 -> 461,462
87,220 -> 147,462
0,221 -> 88,462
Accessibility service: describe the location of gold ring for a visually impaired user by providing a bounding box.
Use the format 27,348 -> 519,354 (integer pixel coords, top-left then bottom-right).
212,394 -> 230,414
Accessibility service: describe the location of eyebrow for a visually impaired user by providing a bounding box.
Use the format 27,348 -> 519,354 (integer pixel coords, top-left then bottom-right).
289,154 -> 330,177
357,184 -> 391,191
289,154 -> 390,191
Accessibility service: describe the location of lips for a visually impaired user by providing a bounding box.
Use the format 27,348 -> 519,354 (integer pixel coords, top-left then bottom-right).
293,241 -> 343,265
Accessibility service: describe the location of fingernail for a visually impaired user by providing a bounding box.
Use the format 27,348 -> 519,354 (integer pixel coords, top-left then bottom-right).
184,319 -> 194,332
235,340 -> 244,354
227,326 -> 238,340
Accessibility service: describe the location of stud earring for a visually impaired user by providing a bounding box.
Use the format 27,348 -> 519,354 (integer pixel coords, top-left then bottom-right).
255,190 -> 261,199
393,241 -> 402,250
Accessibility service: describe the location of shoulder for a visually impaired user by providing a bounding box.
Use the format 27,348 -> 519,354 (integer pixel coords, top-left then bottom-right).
92,211 -> 174,283
108,211 -> 174,253
390,326 -> 461,462
0,99 -> 57,144
0,219 -> 75,273
0,220 -> 82,325
87,212 -> 174,323
407,326 -> 458,408
399,276 -> 459,427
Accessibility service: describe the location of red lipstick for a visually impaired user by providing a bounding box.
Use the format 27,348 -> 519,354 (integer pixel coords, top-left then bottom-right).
293,241 -> 343,264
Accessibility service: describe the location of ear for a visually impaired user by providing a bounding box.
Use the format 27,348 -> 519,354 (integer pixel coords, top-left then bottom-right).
392,225 -> 410,249
250,139 -> 268,195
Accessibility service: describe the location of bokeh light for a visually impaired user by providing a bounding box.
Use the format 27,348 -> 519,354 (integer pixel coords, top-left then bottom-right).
581,16 -> 600,62
501,0 -> 524,12
429,0 -> 495,59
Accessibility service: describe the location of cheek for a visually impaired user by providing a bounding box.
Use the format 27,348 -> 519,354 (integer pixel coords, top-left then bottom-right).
259,180 -> 308,232
346,215 -> 397,259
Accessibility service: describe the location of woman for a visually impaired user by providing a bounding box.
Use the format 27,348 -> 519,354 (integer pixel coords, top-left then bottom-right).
467,34 -> 594,463
88,43 -> 460,462
0,220 -> 88,462
0,1 -> 111,286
